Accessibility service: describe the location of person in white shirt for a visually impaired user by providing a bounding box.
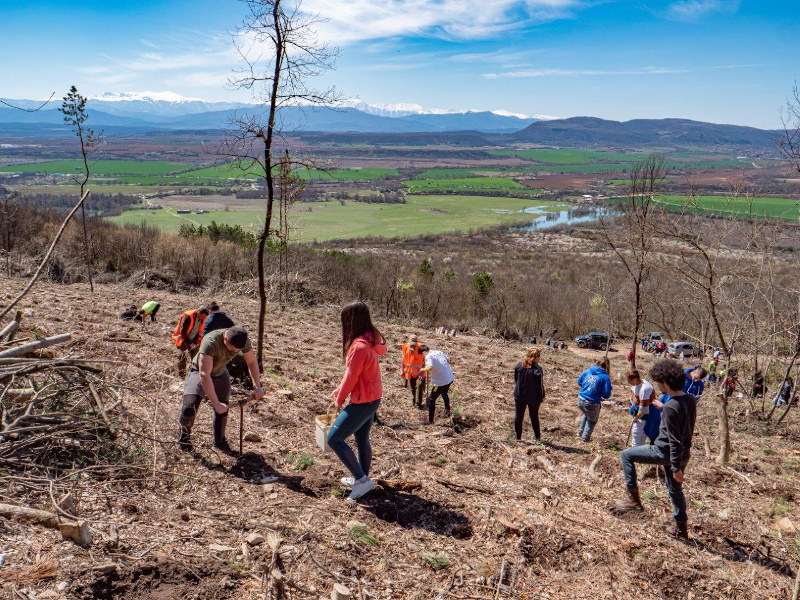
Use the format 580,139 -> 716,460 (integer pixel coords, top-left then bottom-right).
627,370 -> 655,447
419,346 -> 455,424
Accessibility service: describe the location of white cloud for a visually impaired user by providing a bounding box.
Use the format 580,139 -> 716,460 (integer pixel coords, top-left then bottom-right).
172,71 -> 234,89
484,66 -> 691,78
297,0 -> 582,45
484,64 -> 757,78
666,0 -> 740,21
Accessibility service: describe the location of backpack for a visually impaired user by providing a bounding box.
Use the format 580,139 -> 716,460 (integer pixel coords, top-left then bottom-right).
120,307 -> 137,320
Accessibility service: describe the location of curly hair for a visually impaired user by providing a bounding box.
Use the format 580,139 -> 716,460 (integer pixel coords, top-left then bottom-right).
522,347 -> 541,368
649,359 -> 685,391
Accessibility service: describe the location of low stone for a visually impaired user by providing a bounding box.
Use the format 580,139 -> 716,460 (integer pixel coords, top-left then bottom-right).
277,389 -> 294,401
540,487 -> 552,499
244,432 -> 261,442
246,533 -> 265,546
773,517 -> 796,533
92,563 -> 117,574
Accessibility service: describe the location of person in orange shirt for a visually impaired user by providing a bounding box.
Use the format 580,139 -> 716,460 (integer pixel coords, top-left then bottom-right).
401,334 -> 426,408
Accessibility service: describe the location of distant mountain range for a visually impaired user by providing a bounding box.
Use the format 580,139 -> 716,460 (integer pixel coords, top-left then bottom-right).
0,92 -> 538,134
0,92 -> 785,152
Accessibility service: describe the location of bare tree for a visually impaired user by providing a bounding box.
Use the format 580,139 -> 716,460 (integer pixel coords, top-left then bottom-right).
780,82 -> 800,182
59,86 -> 98,292
0,93 -> 55,112
601,154 -> 666,368
222,0 -> 338,366
276,149 -> 305,308
0,188 -> 22,277
0,86 -> 95,321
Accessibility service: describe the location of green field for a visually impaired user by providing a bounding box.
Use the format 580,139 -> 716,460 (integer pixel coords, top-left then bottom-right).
109,195 -> 561,242
653,195 -> 800,220
0,159 -> 193,176
412,168 -> 478,179
489,149 -> 643,164
406,177 -> 530,194
0,159 -> 398,183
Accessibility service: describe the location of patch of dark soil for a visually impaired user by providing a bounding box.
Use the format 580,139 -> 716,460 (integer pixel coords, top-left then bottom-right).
519,525 -> 584,573
543,442 -> 589,455
227,452 -> 320,497
227,452 -> 277,482
360,489 -> 473,538
71,559 -> 240,600
698,521 -> 795,577
452,414 -> 480,433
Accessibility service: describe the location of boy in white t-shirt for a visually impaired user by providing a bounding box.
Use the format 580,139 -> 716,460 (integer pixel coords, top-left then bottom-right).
419,346 -> 455,424
626,369 -> 655,447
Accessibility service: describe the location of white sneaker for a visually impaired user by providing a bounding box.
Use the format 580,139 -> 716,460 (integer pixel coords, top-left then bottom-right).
340,476 -> 355,488
347,476 -> 375,500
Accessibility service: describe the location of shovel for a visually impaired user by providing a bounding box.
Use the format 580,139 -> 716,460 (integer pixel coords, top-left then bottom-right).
229,395 -> 255,455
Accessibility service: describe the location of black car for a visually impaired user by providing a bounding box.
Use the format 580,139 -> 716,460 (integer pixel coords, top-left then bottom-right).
575,331 -> 612,350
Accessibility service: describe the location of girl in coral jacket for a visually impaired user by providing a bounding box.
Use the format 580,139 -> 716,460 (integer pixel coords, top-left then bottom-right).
328,301 -> 387,500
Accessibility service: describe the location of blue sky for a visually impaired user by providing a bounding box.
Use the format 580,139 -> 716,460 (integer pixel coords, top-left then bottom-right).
2,0 -> 798,128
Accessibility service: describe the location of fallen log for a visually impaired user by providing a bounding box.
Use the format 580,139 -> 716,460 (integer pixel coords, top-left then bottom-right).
589,454 -> 603,480
89,381 -> 116,438
0,502 -> 91,546
376,478 -> 422,492
0,334 -> 72,359
1,388 -> 35,402
0,311 -> 22,342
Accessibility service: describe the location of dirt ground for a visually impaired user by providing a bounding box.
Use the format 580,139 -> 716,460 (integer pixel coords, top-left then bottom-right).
1,275 -> 799,600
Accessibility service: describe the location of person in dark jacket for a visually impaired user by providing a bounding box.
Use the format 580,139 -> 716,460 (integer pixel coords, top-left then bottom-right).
615,359 -> 697,539
201,301 -> 235,336
513,347 -> 545,441
576,358 -> 613,442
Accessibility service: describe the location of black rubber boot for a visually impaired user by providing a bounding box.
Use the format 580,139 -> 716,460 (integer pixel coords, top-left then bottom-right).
178,398 -> 199,452
177,426 -> 193,452
213,411 -> 235,455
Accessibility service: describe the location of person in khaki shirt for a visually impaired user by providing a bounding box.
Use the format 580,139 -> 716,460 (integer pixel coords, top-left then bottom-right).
178,327 -> 264,454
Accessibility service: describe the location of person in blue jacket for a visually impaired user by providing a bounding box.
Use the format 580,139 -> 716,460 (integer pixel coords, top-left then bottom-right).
576,357 -> 613,442
683,365 -> 707,398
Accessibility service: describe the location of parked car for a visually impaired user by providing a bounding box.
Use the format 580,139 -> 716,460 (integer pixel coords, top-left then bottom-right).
575,332 -> 612,350
647,332 -> 664,343
667,341 -> 704,357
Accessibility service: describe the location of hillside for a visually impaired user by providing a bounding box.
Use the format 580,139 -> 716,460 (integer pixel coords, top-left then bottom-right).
0,275 -> 798,599
511,117 -> 783,152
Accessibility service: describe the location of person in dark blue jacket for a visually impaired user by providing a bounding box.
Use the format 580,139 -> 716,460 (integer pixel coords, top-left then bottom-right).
683,366 -> 707,398
576,358 -> 613,442
201,302 -> 235,337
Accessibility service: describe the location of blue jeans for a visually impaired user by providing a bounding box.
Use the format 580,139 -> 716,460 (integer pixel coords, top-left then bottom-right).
621,445 -> 688,522
577,399 -> 601,442
327,399 -> 381,480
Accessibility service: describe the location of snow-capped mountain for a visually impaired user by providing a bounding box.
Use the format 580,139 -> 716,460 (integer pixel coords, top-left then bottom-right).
87,91 -> 251,119
1,91 -> 550,133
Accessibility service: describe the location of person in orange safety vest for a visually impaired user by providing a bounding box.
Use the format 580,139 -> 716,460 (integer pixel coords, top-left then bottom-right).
172,306 -> 211,375
401,334 -> 426,409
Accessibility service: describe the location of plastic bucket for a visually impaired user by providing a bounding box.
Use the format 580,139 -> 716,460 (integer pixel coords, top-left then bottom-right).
315,414 -> 337,453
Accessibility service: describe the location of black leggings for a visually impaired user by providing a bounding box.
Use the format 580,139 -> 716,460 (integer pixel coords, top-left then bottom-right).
514,396 -> 542,440
427,382 -> 452,423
